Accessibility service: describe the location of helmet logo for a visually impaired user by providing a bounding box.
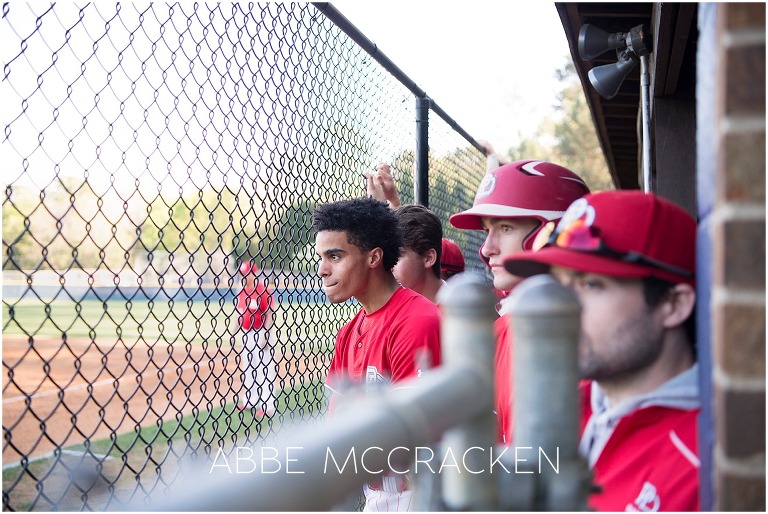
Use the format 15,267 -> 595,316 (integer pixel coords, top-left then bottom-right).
520,161 -> 546,176
556,198 -> 595,232
475,174 -> 497,200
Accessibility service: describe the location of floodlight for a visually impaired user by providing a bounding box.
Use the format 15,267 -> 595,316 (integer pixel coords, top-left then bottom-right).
578,24 -> 650,100
587,49 -> 639,100
578,24 -> 627,60
577,23 -> 653,191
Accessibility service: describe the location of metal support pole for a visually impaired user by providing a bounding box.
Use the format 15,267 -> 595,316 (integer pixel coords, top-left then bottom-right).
499,275 -> 591,511
435,273 -> 499,511
640,54 -> 652,192
415,97 -> 430,207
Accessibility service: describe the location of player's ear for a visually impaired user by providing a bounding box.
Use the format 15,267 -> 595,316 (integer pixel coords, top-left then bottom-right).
424,248 -> 437,269
368,247 -> 384,268
661,283 -> 696,329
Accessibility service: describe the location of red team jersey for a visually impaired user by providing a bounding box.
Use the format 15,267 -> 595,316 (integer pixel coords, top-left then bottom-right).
580,382 -> 701,512
236,283 -> 272,330
494,314 -> 513,445
326,286 -> 441,397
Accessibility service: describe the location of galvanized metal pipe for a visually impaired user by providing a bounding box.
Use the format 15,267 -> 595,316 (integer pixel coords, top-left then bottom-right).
505,274 -> 591,511
437,273 -> 499,511
640,54 -> 652,192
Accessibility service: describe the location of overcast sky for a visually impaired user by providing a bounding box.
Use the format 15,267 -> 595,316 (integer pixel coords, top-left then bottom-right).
329,1 -> 575,154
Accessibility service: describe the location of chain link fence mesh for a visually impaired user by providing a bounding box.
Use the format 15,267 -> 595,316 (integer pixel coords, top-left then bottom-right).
2,3 -> 487,510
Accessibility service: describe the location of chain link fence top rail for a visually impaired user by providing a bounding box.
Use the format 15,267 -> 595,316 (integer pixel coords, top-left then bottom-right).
2,3 -> 487,510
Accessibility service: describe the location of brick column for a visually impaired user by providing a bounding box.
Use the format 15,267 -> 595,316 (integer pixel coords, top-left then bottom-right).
712,3 -> 766,510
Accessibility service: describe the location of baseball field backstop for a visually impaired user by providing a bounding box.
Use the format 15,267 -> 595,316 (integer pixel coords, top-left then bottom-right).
2,3 -> 487,510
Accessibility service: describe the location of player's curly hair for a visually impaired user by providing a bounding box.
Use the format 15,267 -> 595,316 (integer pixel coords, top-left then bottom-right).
312,197 -> 403,271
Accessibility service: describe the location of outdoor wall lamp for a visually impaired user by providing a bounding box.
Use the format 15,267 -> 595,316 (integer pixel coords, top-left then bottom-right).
578,23 -> 654,192
578,24 -> 651,99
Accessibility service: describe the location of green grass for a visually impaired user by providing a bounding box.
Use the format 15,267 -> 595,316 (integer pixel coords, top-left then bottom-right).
2,298 -> 354,354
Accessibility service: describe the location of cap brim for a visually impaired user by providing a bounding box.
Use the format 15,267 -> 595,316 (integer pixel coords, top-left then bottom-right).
504,247 -> 676,282
449,209 -> 486,230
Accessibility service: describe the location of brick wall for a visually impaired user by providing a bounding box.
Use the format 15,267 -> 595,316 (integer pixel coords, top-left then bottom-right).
712,3 -> 766,510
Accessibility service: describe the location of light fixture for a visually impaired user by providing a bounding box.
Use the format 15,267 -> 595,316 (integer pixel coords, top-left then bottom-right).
587,49 -> 639,100
578,24 -> 627,60
578,24 -> 650,99
577,23 -> 654,192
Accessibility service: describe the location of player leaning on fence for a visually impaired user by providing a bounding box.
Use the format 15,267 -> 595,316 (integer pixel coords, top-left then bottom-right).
312,197 -> 441,512
364,152 -> 590,445
365,163 -> 468,303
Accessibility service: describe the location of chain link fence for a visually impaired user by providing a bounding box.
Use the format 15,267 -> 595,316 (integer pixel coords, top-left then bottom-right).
2,3 -> 487,510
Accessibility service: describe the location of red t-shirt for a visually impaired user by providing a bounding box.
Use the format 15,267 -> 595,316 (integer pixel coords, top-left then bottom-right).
494,314 -> 513,445
236,283 -> 272,330
580,382 -> 701,512
326,287 -> 441,397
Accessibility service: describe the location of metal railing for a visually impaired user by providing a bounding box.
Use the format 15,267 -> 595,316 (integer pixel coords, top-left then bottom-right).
2,3 -> 487,510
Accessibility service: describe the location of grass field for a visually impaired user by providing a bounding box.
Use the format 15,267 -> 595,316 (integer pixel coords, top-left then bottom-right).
3,297 -> 354,353
2,297 -> 354,511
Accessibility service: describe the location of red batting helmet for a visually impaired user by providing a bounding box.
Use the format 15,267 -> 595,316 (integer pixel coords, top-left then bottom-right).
449,160 -> 590,250
239,261 -> 258,275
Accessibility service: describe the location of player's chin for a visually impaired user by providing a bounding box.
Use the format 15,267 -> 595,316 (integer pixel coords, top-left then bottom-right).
323,289 -> 347,304
493,273 -> 521,292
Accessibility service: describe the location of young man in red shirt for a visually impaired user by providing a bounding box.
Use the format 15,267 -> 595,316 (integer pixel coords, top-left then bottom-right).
391,204 -> 444,304
449,157 -> 590,444
364,165 -> 449,304
504,191 -> 700,511
312,197 -> 441,511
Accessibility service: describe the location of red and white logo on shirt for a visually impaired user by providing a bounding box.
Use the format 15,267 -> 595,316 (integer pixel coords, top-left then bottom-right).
626,481 -> 661,512
365,366 -> 388,394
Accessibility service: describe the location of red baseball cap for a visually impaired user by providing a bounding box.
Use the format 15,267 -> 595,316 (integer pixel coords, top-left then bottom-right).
239,261 -> 258,275
503,191 -> 696,285
440,238 -> 465,274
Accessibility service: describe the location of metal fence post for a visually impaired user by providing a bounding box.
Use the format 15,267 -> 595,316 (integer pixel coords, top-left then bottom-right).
415,97 -> 430,207
501,274 -> 592,511
435,273 -> 498,511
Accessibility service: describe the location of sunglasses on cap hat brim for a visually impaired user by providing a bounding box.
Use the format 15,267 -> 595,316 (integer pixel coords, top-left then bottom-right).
505,217 -> 694,282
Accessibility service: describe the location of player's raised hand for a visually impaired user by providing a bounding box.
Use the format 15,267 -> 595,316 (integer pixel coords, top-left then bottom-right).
363,162 -> 401,209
